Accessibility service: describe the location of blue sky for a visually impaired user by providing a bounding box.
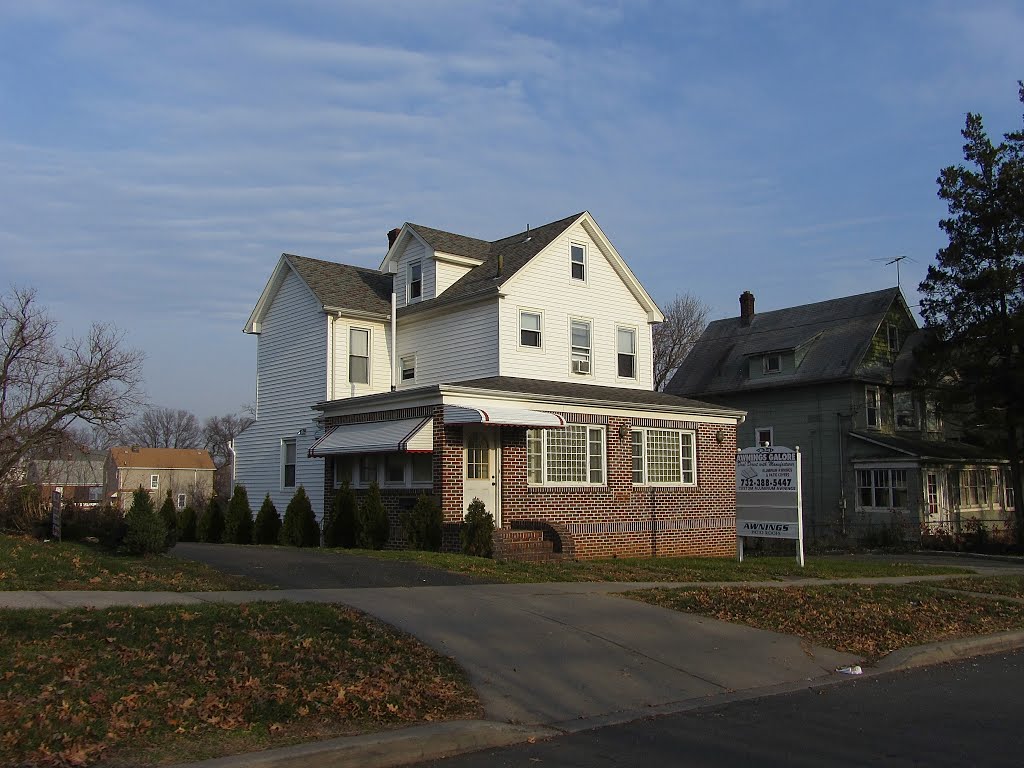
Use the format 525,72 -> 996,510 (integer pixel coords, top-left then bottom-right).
1,1 -> 1022,418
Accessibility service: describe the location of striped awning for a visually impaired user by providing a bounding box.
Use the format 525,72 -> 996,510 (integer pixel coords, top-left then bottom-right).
443,405 -> 565,427
308,417 -> 433,457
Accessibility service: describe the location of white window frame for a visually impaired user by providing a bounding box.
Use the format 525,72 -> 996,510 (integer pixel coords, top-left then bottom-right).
407,260 -> 422,303
894,390 -> 917,430
616,325 -> 637,380
400,354 -> 416,383
527,425 -> 606,486
570,242 -> 587,282
282,439 -> 297,488
886,322 -> 901,358
337,453 -> 433,490
755,427 -> 774,447
763,353 -> 782,374
857,468 -> 908,509
865,387 -> 880,429
349,326 -> 371,385
150,474 -> 159,490
519,309 -> 543,349
382,454 -> 407,487
177,493 -> 187,510
631,427 -> 697,487
569,318 -> 593,376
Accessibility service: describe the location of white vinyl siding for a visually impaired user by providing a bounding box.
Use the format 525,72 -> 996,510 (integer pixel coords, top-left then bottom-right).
330,318 -> 391,398
435,260 -> 474,295
395,301 -> 499,387
497,222 -> 653,388
394,239 -> 435,304
233,268 -> 329,519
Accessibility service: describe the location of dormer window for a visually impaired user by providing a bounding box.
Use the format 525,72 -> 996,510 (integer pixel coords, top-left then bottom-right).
570,243 -> 586,281
763,353 -> 782,374
407,261 -> 422,302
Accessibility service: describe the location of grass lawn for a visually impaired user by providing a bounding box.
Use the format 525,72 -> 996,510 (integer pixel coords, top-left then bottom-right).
0,602 -> 479,767
0,535 -> 264,592
627,583 -> 1024,660
350,548 -> 971,583
939,574 -> 1024,599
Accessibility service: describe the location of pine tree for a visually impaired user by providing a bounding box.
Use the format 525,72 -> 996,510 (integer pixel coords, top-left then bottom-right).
177,506 -> 198,542
253,493 -> 282,545
224,485 -> 254,544
356,481 -> 389,549
324,480 -> 357,548
159,489 -> 179,548
198,496 -> 225,543
123,486 -> 168,555
279,486 -> 319,547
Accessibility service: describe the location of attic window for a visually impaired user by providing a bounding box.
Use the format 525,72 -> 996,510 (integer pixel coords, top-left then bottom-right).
762,353 -> 782,374
408,261 -> 422,302
886,323 -> 901,359
570,243 -> 586,281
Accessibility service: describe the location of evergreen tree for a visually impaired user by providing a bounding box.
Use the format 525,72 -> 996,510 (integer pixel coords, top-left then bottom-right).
253,493 -> 282,545
197,496 -> 225,543
123,486 -> 168,555
177,505 -> 198,542
461,497 -> 494,557
224,484 -> 254,544
401,493 -> 443,551
919,82 -> 1024,543
158,489 -> 179,548
324,480 -> 357,548
279,486 -> 319,547
356,481 -> 389,549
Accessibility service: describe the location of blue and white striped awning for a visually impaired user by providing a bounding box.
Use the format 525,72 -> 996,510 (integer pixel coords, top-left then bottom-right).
308,417 -> 433,457
443,405 -> 565,427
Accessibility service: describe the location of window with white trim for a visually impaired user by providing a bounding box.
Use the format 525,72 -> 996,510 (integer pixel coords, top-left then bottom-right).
886,322 -> 901,358
520,310 -> 542,348
358,455 -> 378,486
407,260 -> 422,302
857,468 -> 908,508
527,425 -> 605,485
384,454 -> 406,485
865,387 -> 880,429
177,493 -> 187,510
150,474 -> 159,490
895,390 -> 917,429
336,453 -> 432,489
755,427 -> 774,447
617,327 -> 636,379
400,355 -> 416,382
959,469 -> 990,507
763,353 -> 782,374
349,328 -> 370,384
570,319 -> 592,375
282,439 -> 296,488
570,243 -> 586,281
631,428 -> 696,486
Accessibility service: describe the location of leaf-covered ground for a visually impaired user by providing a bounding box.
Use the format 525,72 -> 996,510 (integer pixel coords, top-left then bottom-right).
0,602 -> 479,767
0,535 -> 265,591
627,583 -> 1024,660
939,575 -> 1024,599
352,549 -> 969,583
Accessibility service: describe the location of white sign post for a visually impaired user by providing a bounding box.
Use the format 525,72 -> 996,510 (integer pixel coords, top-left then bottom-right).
735,445 -> 804,567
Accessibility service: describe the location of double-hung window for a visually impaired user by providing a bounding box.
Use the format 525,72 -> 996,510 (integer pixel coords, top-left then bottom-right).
407,261 -> 422,302
570,243 -> 586,281
865,387 -> 880,429
894,390 -> 916,429
527,425 -> 605,485
857,468 -> 908,508
570,319 -> 592,375
400,355 -> 416,382
520,310 -> 542,348
617,327 -> 636,378
631,428 -> 696,486
150,474 -> 159,490
177,493 -> 187,510
282,439 -> 296,488
349,328 -> 370,384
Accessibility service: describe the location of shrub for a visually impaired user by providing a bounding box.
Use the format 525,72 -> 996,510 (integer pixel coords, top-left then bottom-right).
460,497 -> 494,558
198,496 -> 225,543
253,494 -> 282,545
356,481 -> 389,550
401,493 -> 442,551
224,485 -> 254,544
123,487 -> 168,555
0,483 -> 46,535
177,506 -> 198,542
324,481 -> 357,548
60,501 -> 122,543
280,486 -> 319,547
159,489 -> 179,549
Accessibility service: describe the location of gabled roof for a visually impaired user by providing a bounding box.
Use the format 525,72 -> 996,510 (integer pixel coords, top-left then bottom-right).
109,447 -> 215,471
668,287 -> 907,396
245,254 -> 392,333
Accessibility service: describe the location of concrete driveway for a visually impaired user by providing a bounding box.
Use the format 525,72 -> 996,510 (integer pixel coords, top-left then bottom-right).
170,542 -> 489,588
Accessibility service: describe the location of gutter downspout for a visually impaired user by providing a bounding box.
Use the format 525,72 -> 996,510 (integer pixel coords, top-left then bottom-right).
390,291 -> 397,391
228,440 -> 237,492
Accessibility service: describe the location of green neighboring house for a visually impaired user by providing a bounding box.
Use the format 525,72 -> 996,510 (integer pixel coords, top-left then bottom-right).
667,287 -> 1014,543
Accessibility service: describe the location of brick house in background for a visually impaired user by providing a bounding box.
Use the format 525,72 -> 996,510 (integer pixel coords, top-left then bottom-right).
105,446 -> 216,511
667,288 -> 1014,543
236,211 -> 745,559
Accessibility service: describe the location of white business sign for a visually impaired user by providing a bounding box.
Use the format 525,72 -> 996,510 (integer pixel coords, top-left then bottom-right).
735,445 -> 804,565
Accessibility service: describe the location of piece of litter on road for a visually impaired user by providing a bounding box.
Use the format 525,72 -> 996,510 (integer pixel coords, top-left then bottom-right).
836,665 -> 863,675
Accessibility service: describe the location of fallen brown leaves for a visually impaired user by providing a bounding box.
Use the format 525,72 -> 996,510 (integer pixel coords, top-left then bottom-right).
0,602 -> 479,767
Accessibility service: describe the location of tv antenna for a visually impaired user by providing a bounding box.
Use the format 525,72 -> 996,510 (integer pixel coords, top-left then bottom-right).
871,255 -> 916,289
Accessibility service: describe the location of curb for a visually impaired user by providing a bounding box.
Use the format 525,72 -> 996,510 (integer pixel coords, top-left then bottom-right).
869,629 -> 1024,674
167,720 -> 556,768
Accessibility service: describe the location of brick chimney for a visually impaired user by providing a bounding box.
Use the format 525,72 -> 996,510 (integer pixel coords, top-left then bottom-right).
387,228 -> 401,249
739,291 -> 755,326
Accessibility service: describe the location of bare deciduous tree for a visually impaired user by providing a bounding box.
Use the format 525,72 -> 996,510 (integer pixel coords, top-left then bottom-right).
123,407 -> 202,449
203,411 -> 255,497
653,292 -> 710,391
0,286 -> 144,482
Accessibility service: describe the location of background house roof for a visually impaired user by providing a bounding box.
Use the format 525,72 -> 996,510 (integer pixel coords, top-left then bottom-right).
109,447 -> 216,471
284,254 -> 393,316
849,431 -> 1006,462
27,454 -> 106,485
667,287 -> 905,396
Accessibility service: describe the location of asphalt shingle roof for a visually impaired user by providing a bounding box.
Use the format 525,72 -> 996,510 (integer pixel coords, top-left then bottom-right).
848,430 -> 1006,462
667,287 -> 904,396
285,254 -> 393,316
109,447 -> 216,471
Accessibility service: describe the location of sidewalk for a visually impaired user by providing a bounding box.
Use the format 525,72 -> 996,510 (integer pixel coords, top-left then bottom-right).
5,575 -> 1024,768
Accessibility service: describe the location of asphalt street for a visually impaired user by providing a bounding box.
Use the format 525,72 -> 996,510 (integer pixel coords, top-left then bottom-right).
413,649 -> 1024,768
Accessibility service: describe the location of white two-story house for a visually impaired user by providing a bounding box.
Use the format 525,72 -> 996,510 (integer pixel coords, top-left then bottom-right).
235,212 -> 745,559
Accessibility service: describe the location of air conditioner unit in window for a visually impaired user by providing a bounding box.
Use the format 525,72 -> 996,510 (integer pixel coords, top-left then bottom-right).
572,359 -> 590,374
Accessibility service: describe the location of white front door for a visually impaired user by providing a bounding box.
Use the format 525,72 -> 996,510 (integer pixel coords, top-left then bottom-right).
463,425 -> 499,525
